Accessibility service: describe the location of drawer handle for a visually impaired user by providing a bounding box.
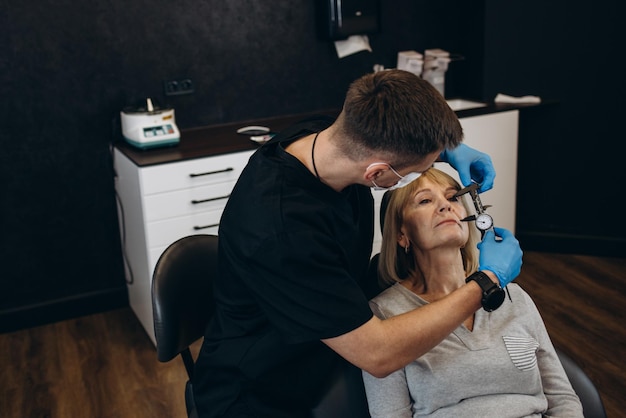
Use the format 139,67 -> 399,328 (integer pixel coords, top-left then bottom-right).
189,167 -> 234,177
193,223 -> 219,231
191,194 -> 231,204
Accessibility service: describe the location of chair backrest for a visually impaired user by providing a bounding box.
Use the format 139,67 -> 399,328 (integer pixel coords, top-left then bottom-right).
152,234 -> 218,365
555,348 -> 607,418
152,234 -> 370,417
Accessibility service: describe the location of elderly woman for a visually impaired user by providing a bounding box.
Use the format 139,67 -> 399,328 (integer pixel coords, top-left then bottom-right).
363,168 -> 583,418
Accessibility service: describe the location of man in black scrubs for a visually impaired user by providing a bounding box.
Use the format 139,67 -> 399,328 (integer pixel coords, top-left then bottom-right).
193,69 -> 523,417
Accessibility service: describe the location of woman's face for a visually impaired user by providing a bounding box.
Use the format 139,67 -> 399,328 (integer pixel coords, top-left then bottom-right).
399,177 -> 469,252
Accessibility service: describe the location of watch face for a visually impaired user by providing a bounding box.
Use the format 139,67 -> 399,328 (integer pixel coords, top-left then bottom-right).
483,287 -> 506,312
475,213 -> 493,231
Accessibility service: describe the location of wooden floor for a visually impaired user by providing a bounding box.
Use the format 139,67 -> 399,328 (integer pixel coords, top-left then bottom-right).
0,251 -> 624,418
515,251 -> 626,418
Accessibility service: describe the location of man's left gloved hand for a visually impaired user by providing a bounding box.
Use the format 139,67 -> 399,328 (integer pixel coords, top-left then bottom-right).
439,144 -> 495,193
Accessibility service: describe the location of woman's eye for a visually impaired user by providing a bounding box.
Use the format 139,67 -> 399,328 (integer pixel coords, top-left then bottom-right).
418,198 -> 432,205
448,195 -> 460,202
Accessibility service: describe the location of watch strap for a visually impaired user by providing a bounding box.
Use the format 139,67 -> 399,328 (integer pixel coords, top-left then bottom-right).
465,270 -> 498,291
466,271 -> 505,312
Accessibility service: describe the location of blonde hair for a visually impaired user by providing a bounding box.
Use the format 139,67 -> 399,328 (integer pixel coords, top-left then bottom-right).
378,168 -> 480,286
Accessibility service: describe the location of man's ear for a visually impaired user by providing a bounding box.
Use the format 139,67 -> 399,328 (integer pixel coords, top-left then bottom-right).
364,162 -> 387,181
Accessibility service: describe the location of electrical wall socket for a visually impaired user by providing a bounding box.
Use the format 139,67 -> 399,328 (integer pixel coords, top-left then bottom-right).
163,79 -> 194,96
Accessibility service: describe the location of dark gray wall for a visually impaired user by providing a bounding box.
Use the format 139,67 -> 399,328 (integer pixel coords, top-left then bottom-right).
482,1 -> 625,256
1,0 -> 623,331
0,0 -> 483,331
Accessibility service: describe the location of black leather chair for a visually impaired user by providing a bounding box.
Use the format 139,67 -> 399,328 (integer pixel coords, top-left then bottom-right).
152,234 -> 219,418
371,191 -> 606,418
317,344 -> 606,418
151,233 -> 370,417
555,348 -> 607,418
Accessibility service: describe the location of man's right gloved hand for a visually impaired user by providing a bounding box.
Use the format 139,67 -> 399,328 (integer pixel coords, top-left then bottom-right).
477,227 -> 523,287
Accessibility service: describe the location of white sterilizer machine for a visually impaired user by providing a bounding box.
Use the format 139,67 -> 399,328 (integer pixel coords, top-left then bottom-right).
120,98 -> 180,149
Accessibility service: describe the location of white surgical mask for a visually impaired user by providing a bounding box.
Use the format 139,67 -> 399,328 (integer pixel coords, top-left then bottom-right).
368,163 -> 422,191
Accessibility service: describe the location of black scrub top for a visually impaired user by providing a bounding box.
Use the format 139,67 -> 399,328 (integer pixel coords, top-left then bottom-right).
193,117 -> 375,418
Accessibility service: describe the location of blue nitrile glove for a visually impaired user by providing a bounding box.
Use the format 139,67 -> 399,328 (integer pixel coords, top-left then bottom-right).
477,227 -> 523,287
439,144 -> 495,193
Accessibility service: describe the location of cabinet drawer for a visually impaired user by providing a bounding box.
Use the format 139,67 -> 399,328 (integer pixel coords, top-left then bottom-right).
144,181 -> 235,222
148,229 -> 219,277
145,209 -> 224,249
140,150 -> 254,195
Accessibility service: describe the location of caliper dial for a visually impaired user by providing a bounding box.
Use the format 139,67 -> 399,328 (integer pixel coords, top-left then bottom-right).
475,213 -> 494,231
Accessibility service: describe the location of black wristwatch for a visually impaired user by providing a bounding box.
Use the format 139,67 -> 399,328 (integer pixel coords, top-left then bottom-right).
465,271 -> 506,312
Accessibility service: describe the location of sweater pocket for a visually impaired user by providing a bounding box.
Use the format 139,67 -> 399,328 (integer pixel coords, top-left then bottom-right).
502,335 -> 539,371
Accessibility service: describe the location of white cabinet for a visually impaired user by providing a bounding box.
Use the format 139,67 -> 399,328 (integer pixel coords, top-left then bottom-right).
372,110 -> 520,254
114,148 -> 254,344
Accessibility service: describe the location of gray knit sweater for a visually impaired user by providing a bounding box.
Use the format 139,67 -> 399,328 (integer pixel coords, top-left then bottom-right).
362,283 -> 583,418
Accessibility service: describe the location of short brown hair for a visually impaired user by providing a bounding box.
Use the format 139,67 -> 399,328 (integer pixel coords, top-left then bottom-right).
336,70 -> 463,168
